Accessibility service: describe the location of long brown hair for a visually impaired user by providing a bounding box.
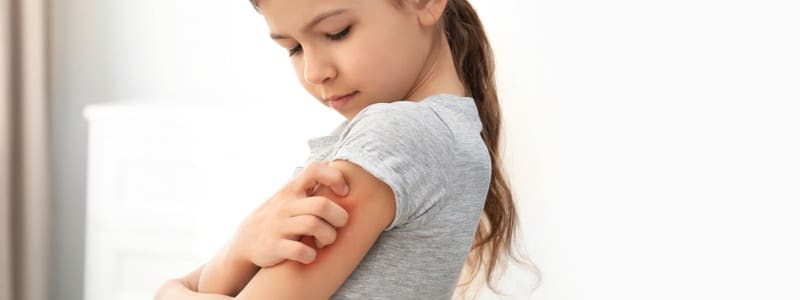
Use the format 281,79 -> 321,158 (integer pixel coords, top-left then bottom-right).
439,0 -> 539,297
246,0 -> 539,297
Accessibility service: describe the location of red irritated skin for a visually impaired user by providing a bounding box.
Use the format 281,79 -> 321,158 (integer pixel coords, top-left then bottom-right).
234,159 -> 397,300
195,161 -> 351,296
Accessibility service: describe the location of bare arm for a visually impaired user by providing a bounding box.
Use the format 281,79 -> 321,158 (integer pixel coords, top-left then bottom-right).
155,265 -> 233,300
193,161 -> 350,296
157,160 -> 389,300
235,160 -> 396,299
196,242 -> 260,296
157,161 -> 354,299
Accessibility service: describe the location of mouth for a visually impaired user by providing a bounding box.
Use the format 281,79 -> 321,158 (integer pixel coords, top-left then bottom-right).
326,91 -> 358,109
326,91 -> 358,102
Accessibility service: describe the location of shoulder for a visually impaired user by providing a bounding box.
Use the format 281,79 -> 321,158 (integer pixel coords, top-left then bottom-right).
341,100 -> 455,147
329,100 -> 457,230
333,100 -> 456,171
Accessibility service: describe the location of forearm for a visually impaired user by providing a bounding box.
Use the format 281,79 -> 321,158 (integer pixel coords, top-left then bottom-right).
197,241 -> 260,296
155,265 -> 233,300
155,279 -> 233,300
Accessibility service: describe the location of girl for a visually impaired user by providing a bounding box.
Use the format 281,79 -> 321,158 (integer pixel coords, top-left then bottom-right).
156,0 -> 535,299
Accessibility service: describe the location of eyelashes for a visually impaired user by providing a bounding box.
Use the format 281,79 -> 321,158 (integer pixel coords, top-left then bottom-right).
288,25 -> 352,57
289,44 -> 302,56
326,25 -> 351,41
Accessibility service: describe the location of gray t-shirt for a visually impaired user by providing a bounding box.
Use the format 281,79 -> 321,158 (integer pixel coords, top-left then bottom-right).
292,93 -> 492,299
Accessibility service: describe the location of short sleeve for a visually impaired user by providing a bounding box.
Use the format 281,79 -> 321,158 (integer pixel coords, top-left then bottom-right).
328,102 -> 455,231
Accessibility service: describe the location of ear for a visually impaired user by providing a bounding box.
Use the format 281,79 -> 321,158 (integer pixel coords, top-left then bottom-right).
416,0 -> 448,27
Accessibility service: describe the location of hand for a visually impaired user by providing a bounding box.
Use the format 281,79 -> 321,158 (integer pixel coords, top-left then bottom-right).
231,161 -> 350,267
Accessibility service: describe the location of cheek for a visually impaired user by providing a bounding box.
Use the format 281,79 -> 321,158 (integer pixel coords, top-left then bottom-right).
345,32 -> 423,100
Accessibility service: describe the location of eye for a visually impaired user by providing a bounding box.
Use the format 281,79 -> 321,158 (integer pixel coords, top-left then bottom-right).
287,25 -> 351,57
326,25 -> 351,41
288,44 -> 302,57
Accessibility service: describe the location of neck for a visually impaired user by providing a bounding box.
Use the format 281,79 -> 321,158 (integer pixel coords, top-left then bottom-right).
405,31 -> 466,102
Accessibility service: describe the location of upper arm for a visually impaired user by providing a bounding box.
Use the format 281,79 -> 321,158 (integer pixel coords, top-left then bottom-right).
234,160 -> 396,300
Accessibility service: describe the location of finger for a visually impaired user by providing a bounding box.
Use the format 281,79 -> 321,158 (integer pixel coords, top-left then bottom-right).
276,239 -> 317,264
284,215 -> 338,248
301,162 -> 349,196
286,196 -> 349,227
294,162 -> 350,197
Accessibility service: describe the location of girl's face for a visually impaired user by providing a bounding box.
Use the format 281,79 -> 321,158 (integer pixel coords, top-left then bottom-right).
259,0 -> 437,120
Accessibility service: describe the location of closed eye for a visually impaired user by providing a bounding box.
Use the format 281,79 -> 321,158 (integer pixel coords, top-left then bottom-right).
326,25 -> 351,41
288,25 -> 352,57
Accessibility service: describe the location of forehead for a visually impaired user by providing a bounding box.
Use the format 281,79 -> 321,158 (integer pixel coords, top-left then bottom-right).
260,0 -> 408,32
260,0 -> 357,29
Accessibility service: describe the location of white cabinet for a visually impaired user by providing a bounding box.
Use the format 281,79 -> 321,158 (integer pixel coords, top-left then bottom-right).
82,101 -> 320,299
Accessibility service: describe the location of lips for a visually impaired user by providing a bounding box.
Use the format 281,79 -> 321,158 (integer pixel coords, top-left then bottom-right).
326,91 -> 358,110
326,91 -> 357,102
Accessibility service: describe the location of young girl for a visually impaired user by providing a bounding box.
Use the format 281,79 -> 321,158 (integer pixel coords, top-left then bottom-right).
156,0 -> 534,299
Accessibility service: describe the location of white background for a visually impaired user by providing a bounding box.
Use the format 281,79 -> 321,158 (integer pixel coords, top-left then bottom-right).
50,0 -> 799,299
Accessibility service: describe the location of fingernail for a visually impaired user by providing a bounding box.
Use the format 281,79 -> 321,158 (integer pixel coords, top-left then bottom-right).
341,184 -> 349,195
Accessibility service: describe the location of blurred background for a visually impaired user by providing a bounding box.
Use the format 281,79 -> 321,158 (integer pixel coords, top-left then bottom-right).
1,0 -> 799,299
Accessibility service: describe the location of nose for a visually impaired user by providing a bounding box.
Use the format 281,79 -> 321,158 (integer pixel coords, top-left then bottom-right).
303,50 -> 336,85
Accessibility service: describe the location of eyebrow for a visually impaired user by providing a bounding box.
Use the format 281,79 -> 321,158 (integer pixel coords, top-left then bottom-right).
270,8 -> 349,40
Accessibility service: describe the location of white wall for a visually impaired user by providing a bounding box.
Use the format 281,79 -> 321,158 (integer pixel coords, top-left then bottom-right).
52,0 -> 800,299
519,0 -> 800,299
